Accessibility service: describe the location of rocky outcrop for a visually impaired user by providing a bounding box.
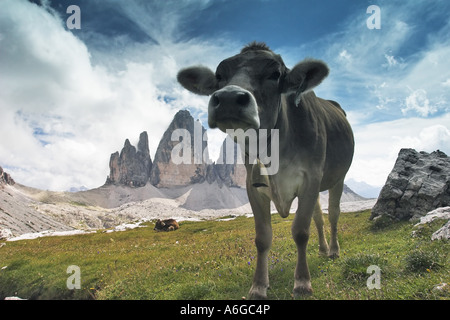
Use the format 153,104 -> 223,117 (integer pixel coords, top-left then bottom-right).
1,180 -> 73,238
206,136 -> 247,188
106,131 -> 152,187
371,149 -> 450,221
433,220 -> 450,240
414,207 -> 450,240
105,110 -> 248,189
0,166 -> 15,187
150,110 -> 209,188
150,110 -> 246,188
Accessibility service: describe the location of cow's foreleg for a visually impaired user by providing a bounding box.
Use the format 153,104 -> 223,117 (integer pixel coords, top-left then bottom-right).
292,186 -> 319,296
312,198 -> 329,256
328,179 -> 344,258
247,186 -> 272,300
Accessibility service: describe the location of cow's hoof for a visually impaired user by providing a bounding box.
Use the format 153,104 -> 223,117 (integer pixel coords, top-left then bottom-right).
248,285 -> 269,300
318,246 -> 330,257
328,244 -> 340,259
328,253 -> 339,259
328,249 -> 340,259
293,280 -> 313,298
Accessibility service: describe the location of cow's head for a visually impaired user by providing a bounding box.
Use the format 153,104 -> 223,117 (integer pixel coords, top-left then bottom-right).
154,219 -> 165,230
177,42 -> 329,133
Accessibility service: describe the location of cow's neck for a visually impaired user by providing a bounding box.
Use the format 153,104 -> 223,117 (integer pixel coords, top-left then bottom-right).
248,92 -> 320,217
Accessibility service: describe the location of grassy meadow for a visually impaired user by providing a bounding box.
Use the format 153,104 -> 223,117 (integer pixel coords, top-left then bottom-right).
0,210 -> 448,300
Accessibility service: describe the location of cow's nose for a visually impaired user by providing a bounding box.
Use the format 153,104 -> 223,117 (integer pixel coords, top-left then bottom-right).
208,85 -> 260,130
236,91 -> 250,106
210,89 -> 251,109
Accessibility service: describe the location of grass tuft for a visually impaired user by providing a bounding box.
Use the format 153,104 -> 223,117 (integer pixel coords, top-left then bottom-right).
404,249 -> 444,273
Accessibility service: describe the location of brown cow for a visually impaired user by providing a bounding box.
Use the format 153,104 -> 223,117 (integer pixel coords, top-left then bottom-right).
177,42 -> 354,299
154,219 -> 179,232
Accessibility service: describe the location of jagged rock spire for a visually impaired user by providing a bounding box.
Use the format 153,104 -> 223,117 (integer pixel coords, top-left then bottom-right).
106,131 -> 152,187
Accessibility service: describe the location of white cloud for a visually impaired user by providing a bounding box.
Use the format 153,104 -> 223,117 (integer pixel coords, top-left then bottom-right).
392,124 -> 450,154
0,0 -> 237,191
384,54 -> 398,67
442,79 -> 450,87
383,54 -> 406,70
338,50 -> 352,63
347,114 -> 450,187
112,0 -> 213,44
0,0 -> 170,190
402,89 -> 436,117
309,2 -> 450,121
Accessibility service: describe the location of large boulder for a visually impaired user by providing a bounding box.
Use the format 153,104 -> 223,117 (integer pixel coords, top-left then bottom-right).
371,149 -> 450,221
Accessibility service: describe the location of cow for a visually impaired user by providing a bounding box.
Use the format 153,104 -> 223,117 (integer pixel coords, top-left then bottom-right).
177,42 -> 354,299
154,219 -> 179,232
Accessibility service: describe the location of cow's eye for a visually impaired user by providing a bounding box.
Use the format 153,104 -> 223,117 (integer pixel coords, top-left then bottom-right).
215,73 -> 223,82
268,71 -> 281,81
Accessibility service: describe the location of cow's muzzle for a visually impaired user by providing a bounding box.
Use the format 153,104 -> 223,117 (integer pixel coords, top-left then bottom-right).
208,85 -> 260,132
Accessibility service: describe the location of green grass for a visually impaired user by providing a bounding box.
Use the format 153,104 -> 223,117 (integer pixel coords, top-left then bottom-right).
0,210 -> 448,300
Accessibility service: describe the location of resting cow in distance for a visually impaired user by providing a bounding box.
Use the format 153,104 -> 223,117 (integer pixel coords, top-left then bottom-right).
154,219 -> 179,232
177,42 -> 354,299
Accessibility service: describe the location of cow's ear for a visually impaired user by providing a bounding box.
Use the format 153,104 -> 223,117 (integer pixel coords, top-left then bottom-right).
177,66 -> 218,96
282,59 -> 329,105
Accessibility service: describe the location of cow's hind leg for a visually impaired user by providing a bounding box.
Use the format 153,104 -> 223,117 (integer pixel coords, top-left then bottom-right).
328,179 -> 344,258
247,186 -> 272,300
312,198 -> 329,256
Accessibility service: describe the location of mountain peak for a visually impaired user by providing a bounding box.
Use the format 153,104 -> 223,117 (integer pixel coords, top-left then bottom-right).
149,110 -> 209,187
106,131 -> 152,187
105,110 -> 247,189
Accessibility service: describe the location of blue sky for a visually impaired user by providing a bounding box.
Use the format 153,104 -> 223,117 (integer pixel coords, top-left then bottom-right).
1,0 -> 449,191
